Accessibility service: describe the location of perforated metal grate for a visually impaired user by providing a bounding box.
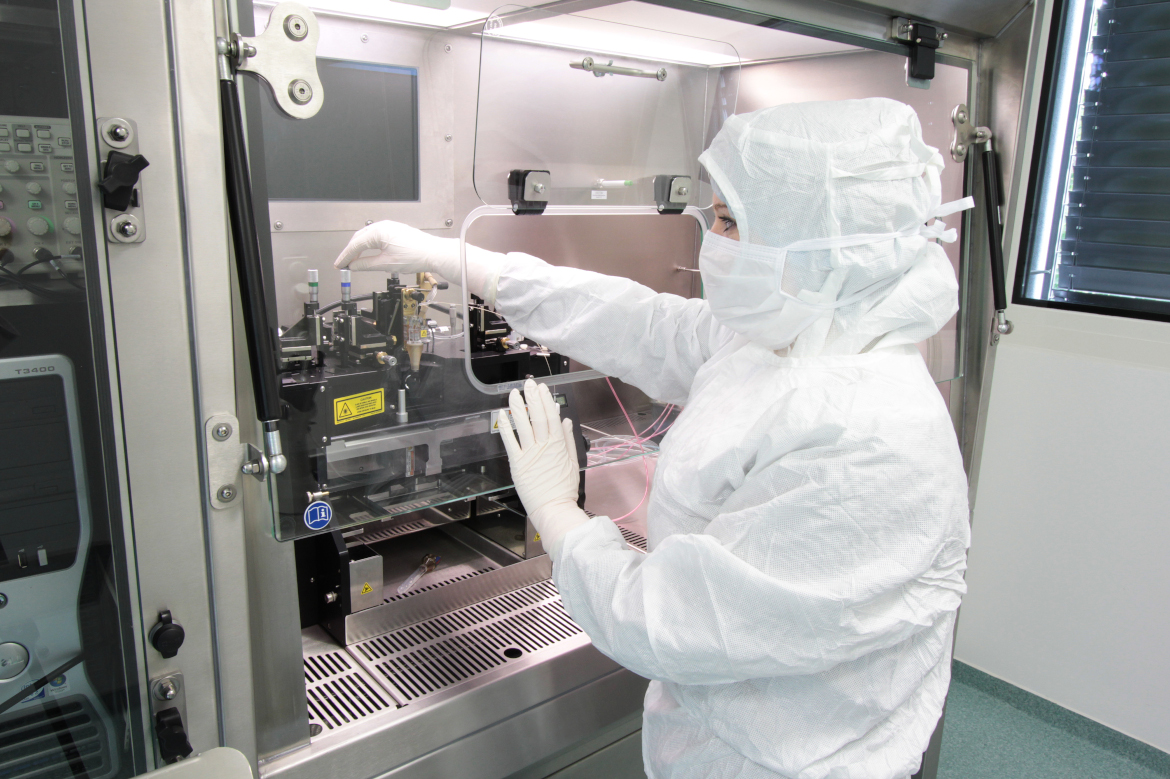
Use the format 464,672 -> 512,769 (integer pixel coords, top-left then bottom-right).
304,649 -> 397,731
619,527 -> 648,552
382,567 -> 494,603
0,695 -> 115,779
349,519 -> 431,543
353,580 -> 582,703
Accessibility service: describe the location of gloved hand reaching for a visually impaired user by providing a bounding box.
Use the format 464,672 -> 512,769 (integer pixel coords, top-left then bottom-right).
497,379 -> 589,558
333,220 -> 504,304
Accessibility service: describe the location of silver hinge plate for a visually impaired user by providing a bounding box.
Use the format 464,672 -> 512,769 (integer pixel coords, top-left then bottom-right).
950,103 -> 992,162
237,3 -> 324,119
205,413 -> 243,509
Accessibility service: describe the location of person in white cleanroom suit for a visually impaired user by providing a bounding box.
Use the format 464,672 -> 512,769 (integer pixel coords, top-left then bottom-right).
335,98 -> 973,779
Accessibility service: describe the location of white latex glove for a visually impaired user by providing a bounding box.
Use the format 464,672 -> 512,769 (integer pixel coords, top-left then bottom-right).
333,220 -> 504,304
497,379 -> 589,558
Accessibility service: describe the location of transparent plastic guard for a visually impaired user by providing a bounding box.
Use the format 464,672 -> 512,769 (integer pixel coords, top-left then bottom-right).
473,4 -> 739,209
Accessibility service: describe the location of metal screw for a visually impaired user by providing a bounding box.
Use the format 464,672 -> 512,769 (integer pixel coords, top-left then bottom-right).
444,44 -> 452,52
284,14 -> 309,40
324,592 -> 338,604
321,436 -> 329,444
154,679 -> 178,701
274,221 -> 283,230
445,218 -> 453,227
116,220 -> 138,238
107,124 -> 129,142
319,385 -> 326,393
0,593 -> 7,609
218,484 -> 237,502
212,423 -> 232,441
289,79 -> 313,105
532,182 -> 545,193
678,186 -> 689,196
445,134 -> 452,142
361,34 -> 369,43
366,220 -> 373,225
241,461 -> 263,475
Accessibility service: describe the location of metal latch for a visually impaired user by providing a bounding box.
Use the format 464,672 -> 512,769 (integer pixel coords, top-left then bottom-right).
891,17 -> 947,88
654,175 -> 691,214
97,118 -> 147,243
151,673 -> 192,764
217,2 -> 323,119
508,169 -> 551,215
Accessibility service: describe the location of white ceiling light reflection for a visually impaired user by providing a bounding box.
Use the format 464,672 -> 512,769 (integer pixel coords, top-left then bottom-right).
486,15 -> 739,66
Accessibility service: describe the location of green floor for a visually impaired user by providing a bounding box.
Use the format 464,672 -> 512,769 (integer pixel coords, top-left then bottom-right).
938,663 -> 1170,779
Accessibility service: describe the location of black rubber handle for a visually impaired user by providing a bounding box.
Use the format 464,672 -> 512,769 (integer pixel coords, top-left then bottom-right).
220,78 -> 281,424
981,143 -> 1008,313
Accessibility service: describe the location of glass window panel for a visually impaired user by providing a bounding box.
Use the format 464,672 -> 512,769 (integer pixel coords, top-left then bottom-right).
1017,0 -> 1170,318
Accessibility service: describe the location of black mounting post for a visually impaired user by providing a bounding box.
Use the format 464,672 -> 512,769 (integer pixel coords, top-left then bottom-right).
979,140 -> 1013,337
220,77 -> 286,472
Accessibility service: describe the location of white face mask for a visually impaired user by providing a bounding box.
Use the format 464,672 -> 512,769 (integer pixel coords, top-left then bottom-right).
699,198 -> 972,351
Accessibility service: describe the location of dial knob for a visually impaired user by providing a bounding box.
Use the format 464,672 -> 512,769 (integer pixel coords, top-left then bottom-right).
0,219 -> 11,238
26,217 -> 50,236
62,182 -> 77,196
64,216 -> 82,235
25,182 -> 41,195
3,161 -> 18,174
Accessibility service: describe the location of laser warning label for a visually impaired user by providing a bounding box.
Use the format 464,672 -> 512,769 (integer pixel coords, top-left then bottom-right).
334,389 -> 385,425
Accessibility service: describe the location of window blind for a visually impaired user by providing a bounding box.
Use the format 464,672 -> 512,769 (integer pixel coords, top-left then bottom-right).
1052,0 -> 1170,313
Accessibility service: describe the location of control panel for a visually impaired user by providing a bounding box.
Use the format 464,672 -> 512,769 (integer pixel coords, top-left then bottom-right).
0,115 -> 82,280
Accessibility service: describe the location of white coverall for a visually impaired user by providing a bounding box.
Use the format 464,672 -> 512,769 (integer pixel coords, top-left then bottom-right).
335,98 -> 971,779
489,99 -> 971,779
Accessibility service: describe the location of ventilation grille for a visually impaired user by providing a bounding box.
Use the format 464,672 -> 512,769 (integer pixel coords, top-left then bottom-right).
0,696 -> 115,779
353,580 -> 581,704
382,567 -> 494,603
349,520 -> 430,544
585,511 -> 648,552
619,527 -> 648,552
304,650 -> 396,732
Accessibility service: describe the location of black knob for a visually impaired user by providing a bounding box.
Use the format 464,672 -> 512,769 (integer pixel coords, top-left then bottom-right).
100,151 -> 150,212
149,610 -> 185,659
154,707 -> 193,764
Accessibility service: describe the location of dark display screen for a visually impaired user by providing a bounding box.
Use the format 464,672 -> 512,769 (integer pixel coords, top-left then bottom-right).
0,373 -> 80,582
260,58 -> 420,201
0,1 -> 69,118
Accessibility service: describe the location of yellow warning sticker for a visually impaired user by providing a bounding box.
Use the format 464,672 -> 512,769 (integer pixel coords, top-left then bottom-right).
533,533 -> 541,542
360,582 -> 373,595
334,388 -> 385,425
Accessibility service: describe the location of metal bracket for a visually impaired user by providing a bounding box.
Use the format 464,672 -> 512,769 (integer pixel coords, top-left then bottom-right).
205,414 -> 243,509
97,118 -> 146,244
223,2 -> 323,119
241,442 -> 269,481
950,104 -> 992,162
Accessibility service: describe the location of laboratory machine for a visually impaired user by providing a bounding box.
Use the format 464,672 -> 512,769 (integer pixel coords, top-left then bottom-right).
0,0 -> 1056,776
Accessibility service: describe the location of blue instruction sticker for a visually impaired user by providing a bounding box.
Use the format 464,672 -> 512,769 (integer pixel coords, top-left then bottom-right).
304,501 -> 332,531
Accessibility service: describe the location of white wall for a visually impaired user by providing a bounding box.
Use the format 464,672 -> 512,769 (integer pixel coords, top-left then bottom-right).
957,331 -> 1170,751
